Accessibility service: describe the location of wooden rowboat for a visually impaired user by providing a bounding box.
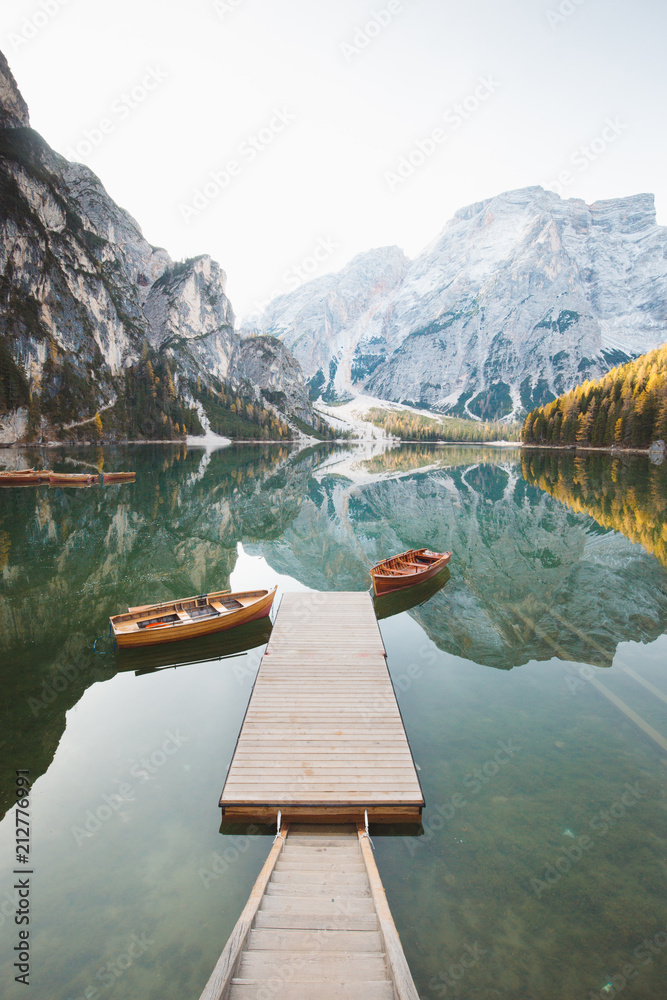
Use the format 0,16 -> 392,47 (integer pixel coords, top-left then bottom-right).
103,472 -> 136,483
373,565 -> 451,619
110,587 -> 277,648
0,470 -> 51,485
370,547 -> 451,596
49,473 -> 99,486
115,615 -> 273,674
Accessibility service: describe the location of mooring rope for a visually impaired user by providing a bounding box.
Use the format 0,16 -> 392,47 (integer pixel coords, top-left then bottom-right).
273,809 -> 286,851
93,621 -> 115,654
360,808 -> 375,849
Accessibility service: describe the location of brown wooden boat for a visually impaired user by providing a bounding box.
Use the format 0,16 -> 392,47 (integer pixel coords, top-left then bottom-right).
49,472 -> 99,486
373,564 -> 451,619
370,547 -> 451,595
115,615 -> 273,674
103,472 -> 136,483
110,586 -> 277,648
0,470 -> 51,485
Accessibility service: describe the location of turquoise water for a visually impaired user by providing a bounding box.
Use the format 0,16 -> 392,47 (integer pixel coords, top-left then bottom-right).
0,442 -> 665,999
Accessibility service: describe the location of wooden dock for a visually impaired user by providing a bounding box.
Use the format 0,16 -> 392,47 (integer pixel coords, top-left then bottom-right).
219,592 -> 424,823
199,824 -> 419,1000
203,592 -> 423,999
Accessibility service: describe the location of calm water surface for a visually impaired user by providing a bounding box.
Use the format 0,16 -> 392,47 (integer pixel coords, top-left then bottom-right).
0,442 -> 666,1000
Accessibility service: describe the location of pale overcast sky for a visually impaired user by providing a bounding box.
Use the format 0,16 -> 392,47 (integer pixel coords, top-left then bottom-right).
2,0 -> 665,319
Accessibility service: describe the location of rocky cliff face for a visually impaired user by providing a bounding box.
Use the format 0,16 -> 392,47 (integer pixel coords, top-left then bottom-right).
242,246 -> 409,402
0,52 -> 29,128
0,52 -> 316,442
249,187 -> 667,418
235,335 -> 313,424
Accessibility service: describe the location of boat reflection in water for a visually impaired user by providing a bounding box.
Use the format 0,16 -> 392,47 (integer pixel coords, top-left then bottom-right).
373,565 -> 451,621
114,615 -> 273,675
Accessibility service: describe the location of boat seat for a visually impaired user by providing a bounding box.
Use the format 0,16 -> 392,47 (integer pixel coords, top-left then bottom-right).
210,599 -> 231,613
188,604 -> 220,619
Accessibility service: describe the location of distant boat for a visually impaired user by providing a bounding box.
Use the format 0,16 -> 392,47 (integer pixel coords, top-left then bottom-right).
110,587 -> 277,648
49,473 -> 99,486
0,469 -> 51,486
103,472 -> 136,483
370,548 -> 452,595
0,469 -> 51,485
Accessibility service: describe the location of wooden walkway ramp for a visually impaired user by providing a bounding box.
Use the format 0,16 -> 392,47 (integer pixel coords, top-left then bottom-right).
202,592 -> 422,999
219,591 -> 424,823
199,824 -> 419,1000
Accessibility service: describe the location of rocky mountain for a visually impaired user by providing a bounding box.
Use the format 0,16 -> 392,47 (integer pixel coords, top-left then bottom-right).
247,187 -> 667,419
0,51 -> 316,443
243,246 -> 409,402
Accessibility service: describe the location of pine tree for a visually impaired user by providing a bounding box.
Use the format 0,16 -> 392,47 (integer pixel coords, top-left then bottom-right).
576,403 -> 596,444
614,417 -> 624,443
521,343 -> 667,450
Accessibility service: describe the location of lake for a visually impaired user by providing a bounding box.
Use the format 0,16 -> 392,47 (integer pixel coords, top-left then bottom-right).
0,442 -> 666,1000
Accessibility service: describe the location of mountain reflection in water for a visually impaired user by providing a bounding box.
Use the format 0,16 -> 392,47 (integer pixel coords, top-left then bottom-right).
1,441 -> 666,821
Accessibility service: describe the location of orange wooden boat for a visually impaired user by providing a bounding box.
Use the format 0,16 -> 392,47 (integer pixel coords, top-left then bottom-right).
103,472 -> 136,483
0,470 -> 51,485
49,472 -> 99,486
373,565 -> 451,619
110,587 -> 277,648
370,548 -> 451,596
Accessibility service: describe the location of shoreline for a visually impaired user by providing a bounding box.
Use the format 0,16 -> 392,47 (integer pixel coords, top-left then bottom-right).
0,436 -> 350,450
390,438 -> 520,445
1,439 -> 660,457
520,443 -> 656,456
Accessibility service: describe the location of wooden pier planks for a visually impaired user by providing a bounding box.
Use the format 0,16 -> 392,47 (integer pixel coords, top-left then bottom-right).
219,592 -> 424,822
198,824 -> 420,1000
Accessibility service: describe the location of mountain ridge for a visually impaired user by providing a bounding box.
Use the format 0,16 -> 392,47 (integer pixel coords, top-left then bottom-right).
245,186 -> 667,419
0,52 -> 318,443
